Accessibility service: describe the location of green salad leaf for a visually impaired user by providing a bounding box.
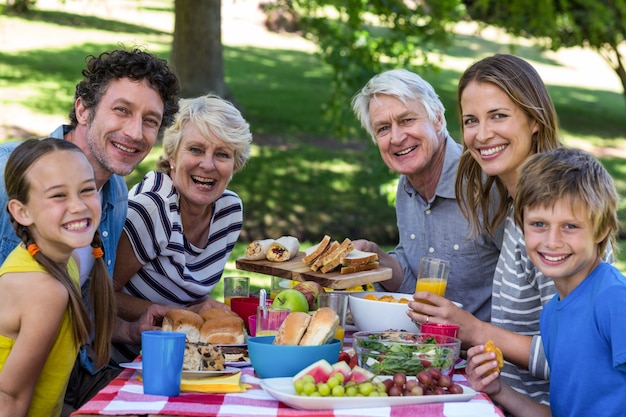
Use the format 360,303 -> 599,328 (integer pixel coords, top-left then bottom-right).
357,334 -> 455,375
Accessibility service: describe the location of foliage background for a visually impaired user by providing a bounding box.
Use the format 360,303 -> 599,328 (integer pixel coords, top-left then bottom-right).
1,0 -> 625,255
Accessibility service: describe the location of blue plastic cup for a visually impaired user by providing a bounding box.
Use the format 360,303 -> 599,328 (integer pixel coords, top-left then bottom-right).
141,330 -> 186,396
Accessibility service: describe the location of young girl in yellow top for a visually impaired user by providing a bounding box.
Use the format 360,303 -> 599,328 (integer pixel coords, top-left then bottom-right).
0,138 -> 116,417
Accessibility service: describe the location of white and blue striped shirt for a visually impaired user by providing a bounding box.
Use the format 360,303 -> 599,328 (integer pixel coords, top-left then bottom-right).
121,171 -> 242,305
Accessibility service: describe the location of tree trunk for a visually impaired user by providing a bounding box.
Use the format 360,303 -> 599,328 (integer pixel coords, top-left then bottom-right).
172,0 -> 232,100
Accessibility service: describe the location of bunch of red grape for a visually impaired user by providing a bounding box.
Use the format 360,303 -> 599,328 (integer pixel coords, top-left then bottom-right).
382,368 -> 464,396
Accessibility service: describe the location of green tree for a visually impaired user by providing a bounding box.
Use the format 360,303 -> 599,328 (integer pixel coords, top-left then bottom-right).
465,0 -> 626,105
270,0 -> 465,137
172,0 -> 232,100
4,0 -> 36,13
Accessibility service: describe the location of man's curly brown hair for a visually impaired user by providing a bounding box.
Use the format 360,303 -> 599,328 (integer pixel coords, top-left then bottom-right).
69,47 -> 180,131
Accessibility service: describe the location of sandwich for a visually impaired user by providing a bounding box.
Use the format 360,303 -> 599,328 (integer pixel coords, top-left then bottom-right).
318,238 -> 355,273
266,236 -> 300,262
273,311 -> 311,345
339,249 -> 379,274
273,307 -> 339,346
241,238 -> 275,260
298,307 -> 340,346
310,240 -> 340,271
302,234 -> 331,265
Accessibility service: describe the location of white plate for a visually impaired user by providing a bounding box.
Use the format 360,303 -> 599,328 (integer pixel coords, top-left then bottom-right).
182,367 -> 240,378
225,361 -> 251,368
220,345 -> 250,367
260,377 -> 476,410
119,362 -> 241,378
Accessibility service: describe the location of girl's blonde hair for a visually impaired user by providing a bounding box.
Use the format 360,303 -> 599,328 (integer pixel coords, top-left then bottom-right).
5,138 -> 116,368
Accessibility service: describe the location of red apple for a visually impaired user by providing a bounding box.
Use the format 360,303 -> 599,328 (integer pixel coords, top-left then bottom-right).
293,281 -> 325,311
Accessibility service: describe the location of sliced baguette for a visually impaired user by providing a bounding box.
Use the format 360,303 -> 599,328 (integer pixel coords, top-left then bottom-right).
298,307 -> 339,346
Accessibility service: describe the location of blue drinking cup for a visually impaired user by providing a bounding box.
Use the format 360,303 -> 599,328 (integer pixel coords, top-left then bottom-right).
141,330 -> 186,396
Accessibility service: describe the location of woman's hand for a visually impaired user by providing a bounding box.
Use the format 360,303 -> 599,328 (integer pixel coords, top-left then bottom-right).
407,292 -> 480,347
188,298 -> 229,313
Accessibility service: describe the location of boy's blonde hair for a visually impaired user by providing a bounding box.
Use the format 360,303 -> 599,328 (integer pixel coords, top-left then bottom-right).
514,147 -> 619,257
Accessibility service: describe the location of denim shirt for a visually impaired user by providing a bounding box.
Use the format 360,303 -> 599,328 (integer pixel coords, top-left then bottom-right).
0,126 -> 128,373
386,135 -> 502,323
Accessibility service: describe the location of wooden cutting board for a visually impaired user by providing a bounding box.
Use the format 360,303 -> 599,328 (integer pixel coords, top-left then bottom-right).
235,252 -> 392,290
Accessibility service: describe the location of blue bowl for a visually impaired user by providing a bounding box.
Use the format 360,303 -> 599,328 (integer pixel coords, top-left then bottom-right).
247,336 -> 341,379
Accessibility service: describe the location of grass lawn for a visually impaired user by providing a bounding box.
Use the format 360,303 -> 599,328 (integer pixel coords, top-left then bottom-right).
1,0 -> 625,282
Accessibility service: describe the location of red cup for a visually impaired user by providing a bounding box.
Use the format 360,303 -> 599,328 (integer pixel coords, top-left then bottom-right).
230,297 -> 272,334
248,315 -> 257,337
421,323 -> 460,339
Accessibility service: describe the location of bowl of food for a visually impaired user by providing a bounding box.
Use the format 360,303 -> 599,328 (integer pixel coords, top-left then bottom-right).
248,336 -> 341,378
353,331 -> 461,377
348,292 -> 418,332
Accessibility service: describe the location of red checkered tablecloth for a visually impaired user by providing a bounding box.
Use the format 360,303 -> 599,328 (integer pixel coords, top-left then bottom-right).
71,367 -> 505,417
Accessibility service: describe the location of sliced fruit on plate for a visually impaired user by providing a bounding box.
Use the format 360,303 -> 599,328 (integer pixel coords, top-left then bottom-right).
293,359 -> 334,383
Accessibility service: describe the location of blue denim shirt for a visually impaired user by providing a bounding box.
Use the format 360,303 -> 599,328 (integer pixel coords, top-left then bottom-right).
385,135 -> 502,323
0,126 -> 128,373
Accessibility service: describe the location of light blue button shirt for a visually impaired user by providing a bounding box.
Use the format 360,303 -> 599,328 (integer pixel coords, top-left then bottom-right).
383,135 -> 502,323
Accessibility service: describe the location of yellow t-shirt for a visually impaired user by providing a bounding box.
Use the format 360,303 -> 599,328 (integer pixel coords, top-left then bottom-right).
0,245 -> 79,417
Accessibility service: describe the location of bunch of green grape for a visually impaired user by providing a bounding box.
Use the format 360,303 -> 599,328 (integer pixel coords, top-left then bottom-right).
293,368 -> 466,397
293,374 -> 388,397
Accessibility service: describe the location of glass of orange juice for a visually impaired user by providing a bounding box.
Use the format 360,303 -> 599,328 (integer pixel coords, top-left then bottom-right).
270,276 -> 289,299
223,276 -> 250,306
415,257 -> 450,304
318,292 -> 348,348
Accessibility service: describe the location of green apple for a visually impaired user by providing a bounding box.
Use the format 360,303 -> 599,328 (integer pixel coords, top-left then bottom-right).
272,289 -> 309,313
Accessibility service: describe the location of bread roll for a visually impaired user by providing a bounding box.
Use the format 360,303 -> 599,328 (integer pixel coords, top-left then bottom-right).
200,316 -> 245,345
273,312 -> 311,345
199,308 -> 238,321
299,307 -> 339,346
162,308 -> 204,343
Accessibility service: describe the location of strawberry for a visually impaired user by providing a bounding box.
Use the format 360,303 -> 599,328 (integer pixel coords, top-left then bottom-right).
338,351 -> 350,364
349,354 -> 358,369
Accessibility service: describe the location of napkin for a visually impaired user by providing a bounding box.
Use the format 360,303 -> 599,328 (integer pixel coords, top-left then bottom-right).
180,372 -> 252,393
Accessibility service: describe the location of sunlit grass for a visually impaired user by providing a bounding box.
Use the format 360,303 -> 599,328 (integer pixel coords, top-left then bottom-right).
1,1 -> 625,269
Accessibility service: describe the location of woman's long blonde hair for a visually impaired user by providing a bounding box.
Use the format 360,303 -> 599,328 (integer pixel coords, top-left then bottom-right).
454,54 -> 563,238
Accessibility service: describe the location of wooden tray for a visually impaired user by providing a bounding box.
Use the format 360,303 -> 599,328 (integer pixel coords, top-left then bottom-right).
235,252 -> 391,290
